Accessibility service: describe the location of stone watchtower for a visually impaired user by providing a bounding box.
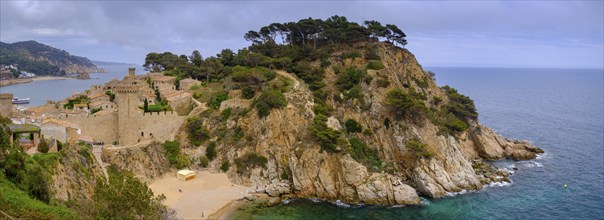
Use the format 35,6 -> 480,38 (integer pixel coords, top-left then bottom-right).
0,93 -> 14,117
115,68 -> 141,145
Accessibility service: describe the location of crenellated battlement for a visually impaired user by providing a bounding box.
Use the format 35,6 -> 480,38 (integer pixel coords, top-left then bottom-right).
0,93 -> 14,100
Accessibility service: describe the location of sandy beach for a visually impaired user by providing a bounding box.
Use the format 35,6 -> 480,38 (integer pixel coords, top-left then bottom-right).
32,76 -> 69,81
148,171 -> 248,219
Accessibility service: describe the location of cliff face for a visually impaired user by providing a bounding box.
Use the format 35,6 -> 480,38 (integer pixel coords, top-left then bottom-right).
194,42 -> 543,204
100,142 -> 171,183
49,144 -> 105,202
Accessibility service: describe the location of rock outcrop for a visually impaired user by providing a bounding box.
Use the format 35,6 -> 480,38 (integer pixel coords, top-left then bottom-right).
101,141 -> 171,182
49,144 -> 105,201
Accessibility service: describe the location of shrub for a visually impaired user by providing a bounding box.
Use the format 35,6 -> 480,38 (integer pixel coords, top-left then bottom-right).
208,91 -> 229,110
345,119 -> 362,133
198,156 -> 209,168
186,117 -> 210,146
385,88 -> 428,120
280,170 -> 290,180
344,85 -> 363,101
38,138 -> 49,153
366,60 -> 385,70
242,86 -> 255,99
309,114 -> 347,152
234,152 -> 268,174
233,126 -> 245,141
220,160 -> 230,172
340,51 -> 362,60
221,108 -> 232,121
255,89 -> 287,118
336,67 -> 367,91
376,77 -> 390,88
205,142 -> 217,161
442,86 -> 478,120
413,76 -> 429,89
348,138 -> 381,171
313,103 -> 333,116
163,141 -> 190,169
406,138 -> 434,158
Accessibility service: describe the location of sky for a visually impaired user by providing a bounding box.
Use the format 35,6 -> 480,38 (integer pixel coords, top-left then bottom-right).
1,1 -> 603,69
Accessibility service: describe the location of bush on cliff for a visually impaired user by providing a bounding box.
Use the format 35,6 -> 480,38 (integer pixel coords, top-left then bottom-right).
344,119 -> 363,133
255,88 -> 287,118
385,88 -> 428,120
347,138 -> 382,171
406,138 -> 434,158
186,117 -> 210,146
208,91 -> 229,110
234,152 -> 268,174
162,141 -> 190,169
366,60 -> 385,70
309,114 -> 347,152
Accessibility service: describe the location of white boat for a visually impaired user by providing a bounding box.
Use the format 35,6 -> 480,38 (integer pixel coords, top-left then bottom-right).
12,97 -> 30,104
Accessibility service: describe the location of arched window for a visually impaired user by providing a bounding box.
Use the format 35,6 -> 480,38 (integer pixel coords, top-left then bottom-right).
141,132 -> 144,137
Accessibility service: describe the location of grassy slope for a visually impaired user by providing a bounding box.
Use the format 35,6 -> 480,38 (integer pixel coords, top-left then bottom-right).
0,177 -> 78,220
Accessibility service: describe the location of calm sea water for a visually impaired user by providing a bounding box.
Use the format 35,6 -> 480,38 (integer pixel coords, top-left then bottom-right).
0,64 -> 144,106
228,67 -> 604,219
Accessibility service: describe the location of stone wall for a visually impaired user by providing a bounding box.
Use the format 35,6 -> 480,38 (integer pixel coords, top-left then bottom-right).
63,112 -> 119,144
124,111 -> 186,144
0,93 -> 13,117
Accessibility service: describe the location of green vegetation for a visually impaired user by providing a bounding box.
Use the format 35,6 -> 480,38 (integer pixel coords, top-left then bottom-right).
234,152 -> 268,174
413,76 -> 429,89
38,138 -> 49,153
366,60 -> 385,70
242,86 -> 256,99
63,95 -> 90,109
233,126 -> 245,141
385,88 -> 428,120
90,107 -> 102,114
186,117 -> 210,146
162,141 -> 190,169
220,160 -> 230,172
198,156 -> 209,167
105,90 -> 115,102
347,138 -> 381,171
309,114 -> 347,152
406,138 -> 434,158
255,88 -> 287,118
376,76 -> 390,88
344,118 -> 362,133
91,165 -> 169,219
208,91 -> 229,110
144,99 -> 172,112
0,40 -> 97,76
221,108 -> 232,121
340,51 -> 362,60
336,67 -> 367,91
428,86 -> 478,135
0,176 -> 78,219
205,142 -> 217,161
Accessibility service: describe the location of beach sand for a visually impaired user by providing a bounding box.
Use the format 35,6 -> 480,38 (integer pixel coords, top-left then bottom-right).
148,171 -> 248,219
32,76 -> 68,81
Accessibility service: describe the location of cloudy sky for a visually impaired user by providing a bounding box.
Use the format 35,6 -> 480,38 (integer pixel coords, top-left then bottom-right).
1,1 -> 603,68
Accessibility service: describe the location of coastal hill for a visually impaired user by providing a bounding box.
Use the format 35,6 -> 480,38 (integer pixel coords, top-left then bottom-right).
0,40 -> 101,76
0,16 -> 543,219
108,16 -> 543,205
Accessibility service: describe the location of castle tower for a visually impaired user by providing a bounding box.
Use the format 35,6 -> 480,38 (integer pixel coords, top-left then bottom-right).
115,74 -> 141,146
128,67 -> 135,77
0,93 -> 14,118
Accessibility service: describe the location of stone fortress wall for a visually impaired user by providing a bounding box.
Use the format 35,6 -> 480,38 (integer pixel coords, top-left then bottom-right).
0,93 -> 13,117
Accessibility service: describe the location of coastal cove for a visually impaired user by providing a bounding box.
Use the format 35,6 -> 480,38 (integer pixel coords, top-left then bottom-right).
225,67 -> 604,219
0,64 -> 144,107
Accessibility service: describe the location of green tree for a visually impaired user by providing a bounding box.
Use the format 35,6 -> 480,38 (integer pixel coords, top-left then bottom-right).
385,88 -> 428,120
38,138 -> 49,153
143,98 -> 149,112
345,119 -> 362,133
93,165 -> 169,219
205,142 -> 217,161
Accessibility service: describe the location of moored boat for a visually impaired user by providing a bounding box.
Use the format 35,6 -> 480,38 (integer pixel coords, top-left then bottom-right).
12,97 -> 30,104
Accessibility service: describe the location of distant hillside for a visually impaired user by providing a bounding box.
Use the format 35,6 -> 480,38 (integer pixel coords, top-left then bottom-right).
0,40 -> 101,76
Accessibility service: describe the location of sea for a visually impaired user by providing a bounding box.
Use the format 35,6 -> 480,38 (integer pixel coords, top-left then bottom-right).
227,67 -> 604,219
1,66 -> 603,219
